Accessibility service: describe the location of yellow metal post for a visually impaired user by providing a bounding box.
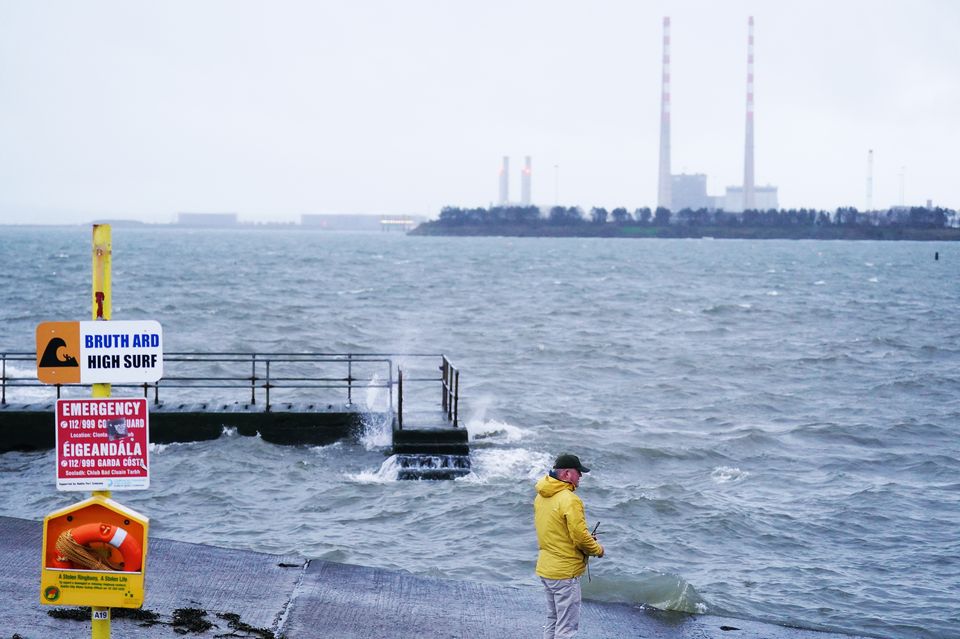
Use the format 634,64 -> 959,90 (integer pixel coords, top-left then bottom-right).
91,224 -> 112,638
91,224 -> 112,473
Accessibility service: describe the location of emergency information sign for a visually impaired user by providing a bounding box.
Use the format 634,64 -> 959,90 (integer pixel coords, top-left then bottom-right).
36,320 -> 163,384
56,398 -> 150,491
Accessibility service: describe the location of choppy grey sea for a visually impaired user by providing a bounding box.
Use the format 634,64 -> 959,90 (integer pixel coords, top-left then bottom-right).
1,227 -> 958,639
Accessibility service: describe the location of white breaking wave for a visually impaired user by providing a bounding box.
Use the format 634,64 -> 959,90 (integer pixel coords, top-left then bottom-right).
2,362 -> 53,404
458,448 -> 552,483
359,412 -> 392,450
308,441 -> 343,455
347,455 -> 400,483
364,373 -> 391,413
711,466 -> 749,483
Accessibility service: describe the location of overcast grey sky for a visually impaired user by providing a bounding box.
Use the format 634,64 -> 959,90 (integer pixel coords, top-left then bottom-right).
1,0 -> 957,224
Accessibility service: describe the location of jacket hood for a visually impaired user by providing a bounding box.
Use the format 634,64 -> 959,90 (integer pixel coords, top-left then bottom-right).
536,473 -> 575,498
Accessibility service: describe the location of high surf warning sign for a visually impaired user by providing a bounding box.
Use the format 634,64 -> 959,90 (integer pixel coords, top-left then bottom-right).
36,320 -> 163,384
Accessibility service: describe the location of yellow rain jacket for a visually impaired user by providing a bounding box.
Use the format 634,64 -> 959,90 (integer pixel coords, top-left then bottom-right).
534,474 -> 604,579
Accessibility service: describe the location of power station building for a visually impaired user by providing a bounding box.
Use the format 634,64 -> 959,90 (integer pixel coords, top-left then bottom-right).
719,186 -> 779,212
671,174 -> 779,212
670,174 -> 711,211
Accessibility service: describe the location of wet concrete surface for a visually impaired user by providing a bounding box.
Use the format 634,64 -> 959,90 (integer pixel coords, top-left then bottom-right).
0,515 -> 868,638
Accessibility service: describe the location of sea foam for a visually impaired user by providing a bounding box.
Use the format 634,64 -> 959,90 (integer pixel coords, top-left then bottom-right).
711,466 -> 749,483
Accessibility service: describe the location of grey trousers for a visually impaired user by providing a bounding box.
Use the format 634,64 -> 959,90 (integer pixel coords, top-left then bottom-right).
540,576 -> 582,639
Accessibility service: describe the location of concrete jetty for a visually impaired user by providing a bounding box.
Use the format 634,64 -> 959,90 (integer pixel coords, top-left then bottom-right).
0,515 -> 867,639
2,351 -> 471,479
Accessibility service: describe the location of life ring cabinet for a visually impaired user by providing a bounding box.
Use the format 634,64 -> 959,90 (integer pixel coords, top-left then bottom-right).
40,495 -> 149,609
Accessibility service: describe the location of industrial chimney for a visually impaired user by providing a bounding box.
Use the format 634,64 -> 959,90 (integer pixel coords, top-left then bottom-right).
499,156 -> 510,205
743,16 -> 756,211
521,156 -> 532,205
656,16 -> 672,211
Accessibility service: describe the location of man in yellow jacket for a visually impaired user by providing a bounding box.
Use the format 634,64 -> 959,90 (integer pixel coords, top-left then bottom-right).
534,453 -> 605,639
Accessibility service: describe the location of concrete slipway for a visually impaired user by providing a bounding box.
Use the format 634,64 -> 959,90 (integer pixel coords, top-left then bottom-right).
0,516 -> 868,639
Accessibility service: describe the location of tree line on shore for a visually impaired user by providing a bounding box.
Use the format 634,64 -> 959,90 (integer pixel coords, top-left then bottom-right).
432,205 -> 957,230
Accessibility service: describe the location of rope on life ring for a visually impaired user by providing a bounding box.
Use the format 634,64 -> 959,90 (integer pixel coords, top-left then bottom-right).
54,522 -> 142,572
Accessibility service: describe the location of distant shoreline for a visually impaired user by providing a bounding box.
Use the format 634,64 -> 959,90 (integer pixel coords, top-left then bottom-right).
410,223 -> 960,241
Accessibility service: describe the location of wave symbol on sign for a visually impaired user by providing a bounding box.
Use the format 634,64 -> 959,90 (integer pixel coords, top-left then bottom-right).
39,337 -> 78,368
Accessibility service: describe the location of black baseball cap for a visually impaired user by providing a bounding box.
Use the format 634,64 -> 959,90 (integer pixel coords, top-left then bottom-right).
553,453 -> 590,474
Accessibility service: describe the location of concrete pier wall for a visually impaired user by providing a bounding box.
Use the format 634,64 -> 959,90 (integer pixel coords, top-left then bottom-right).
0,515 -> 867,639
0,404 -> 383,452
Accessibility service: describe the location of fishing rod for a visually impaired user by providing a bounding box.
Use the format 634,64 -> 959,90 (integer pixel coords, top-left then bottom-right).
586,521 -> 601,582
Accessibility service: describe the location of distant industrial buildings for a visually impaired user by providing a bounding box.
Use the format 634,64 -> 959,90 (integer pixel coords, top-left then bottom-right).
498,157 -> 510,205
177,212 -> 238,227
657,16 -> 778,213
497,156 -> 533,206
657,17 -> 673,211
495,18 -> 779,215
302,214 -> 384,231
301,213 -> 424,231
671,174 -> 779,213
521,156 -> 532,206
173,212 -> 421,231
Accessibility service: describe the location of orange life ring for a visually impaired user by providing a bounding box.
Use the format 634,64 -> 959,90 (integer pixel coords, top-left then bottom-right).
68,522 -> 142,572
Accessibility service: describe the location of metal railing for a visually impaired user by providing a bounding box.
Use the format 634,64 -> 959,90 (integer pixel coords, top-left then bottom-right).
441,356 -> 460,427
1,352 -> 459,416
395,355 -> 460,430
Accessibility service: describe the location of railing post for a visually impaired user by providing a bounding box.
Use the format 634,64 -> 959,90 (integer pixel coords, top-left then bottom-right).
1,354 -> 6,405
453,369 -> 460,428
347,355 -> 353,406
154,381 -> 159,406
388,359 -> 394,414
265,359 -> 271,413
397,367 -> 403,431
447,365 -> 454,422
251,354 -> 257,405
441,357 -> 448,414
